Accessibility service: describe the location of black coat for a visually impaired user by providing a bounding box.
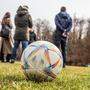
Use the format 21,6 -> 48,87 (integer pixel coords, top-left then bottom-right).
29,31 -> 36,44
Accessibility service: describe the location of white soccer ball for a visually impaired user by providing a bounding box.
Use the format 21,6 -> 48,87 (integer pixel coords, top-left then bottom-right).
21,41 -> 63,81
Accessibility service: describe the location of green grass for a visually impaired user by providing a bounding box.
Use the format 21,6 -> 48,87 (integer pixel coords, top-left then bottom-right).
0,62 -> 90,90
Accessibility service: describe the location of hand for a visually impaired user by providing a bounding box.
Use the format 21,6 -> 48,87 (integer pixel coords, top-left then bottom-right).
28,28 -> 33,32
62,31 -> 69,37
62,32 -> 67,37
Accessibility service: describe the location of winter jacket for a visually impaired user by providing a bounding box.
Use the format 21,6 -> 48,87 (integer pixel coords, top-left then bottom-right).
55,11 -> 72,32
14,6 -> 33,41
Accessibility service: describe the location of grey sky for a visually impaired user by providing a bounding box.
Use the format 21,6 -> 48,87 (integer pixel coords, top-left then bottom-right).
0,0 -> 90,28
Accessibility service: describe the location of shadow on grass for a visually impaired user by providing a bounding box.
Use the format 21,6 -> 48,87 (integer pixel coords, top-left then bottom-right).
22,71 -> 54,83
0,74 -> 53,83
25,76 -> 53,83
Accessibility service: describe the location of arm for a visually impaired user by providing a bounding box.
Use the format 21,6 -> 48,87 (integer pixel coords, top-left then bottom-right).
55,14 -> 64,30
62,17 -> 72,37
66,17 -> 72,32
9,23 -> 13,29
14,15 -> 17,27
28,15 -> 33,28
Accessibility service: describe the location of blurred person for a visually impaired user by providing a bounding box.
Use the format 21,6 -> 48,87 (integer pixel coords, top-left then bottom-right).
0,12 -> 13,62
29,29 -> 36,44
10,5 -> 33,63
53,6 -> 72,68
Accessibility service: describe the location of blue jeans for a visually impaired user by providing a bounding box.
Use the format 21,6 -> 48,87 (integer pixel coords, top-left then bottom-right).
11,40 -> 28,60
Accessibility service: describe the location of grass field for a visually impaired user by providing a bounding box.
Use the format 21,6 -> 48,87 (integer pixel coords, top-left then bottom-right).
0,62 -> 90,90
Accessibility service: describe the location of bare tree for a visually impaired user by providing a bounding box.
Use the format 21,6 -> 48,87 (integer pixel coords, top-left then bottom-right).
78,19 -> 85,40
84,19 -> 90,64
41,19 -> 53,41
67,15 -> 79,65
34,19 -> 53,41
34,18 -> 42,40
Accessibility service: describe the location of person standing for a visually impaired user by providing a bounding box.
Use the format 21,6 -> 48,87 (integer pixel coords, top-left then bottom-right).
29,29 -> 36,44
0,12 -> 13,62
10,5 -> 33,63
53,6 -> 72,68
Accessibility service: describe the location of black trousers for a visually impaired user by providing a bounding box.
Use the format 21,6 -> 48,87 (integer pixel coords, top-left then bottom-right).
53,30 -> 67,67
0,52 -> 4,61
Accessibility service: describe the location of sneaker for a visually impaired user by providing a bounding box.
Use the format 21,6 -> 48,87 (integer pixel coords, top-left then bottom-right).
1,60 -> 4,62
63,64 -> 66,68
10,59 -> 15,63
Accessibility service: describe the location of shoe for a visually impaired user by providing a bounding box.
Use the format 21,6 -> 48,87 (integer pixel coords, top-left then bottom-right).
10,59 -> 15,63
6,60 -> 10,62
1,60 -> 4,62
6,54 -> 11,62
63,64 -> 66,68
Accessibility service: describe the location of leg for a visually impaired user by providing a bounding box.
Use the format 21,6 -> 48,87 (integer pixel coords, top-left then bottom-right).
28,41 -> 32,45
61,38 -> 67,68
0,42 -> 4,62
22,41 -> 28,51
0,53 -> 4,62
11,40 -> 20,60
6,54 -> 11,62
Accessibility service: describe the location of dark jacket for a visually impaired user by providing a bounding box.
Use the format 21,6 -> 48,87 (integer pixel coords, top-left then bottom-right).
14,7 -> 33,41
1,24 -> 12,38
55,11 -> 72,33
29,31 -> 36,44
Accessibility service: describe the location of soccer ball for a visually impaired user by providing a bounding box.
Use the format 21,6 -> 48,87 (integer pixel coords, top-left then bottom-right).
21,41 -> 63,81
